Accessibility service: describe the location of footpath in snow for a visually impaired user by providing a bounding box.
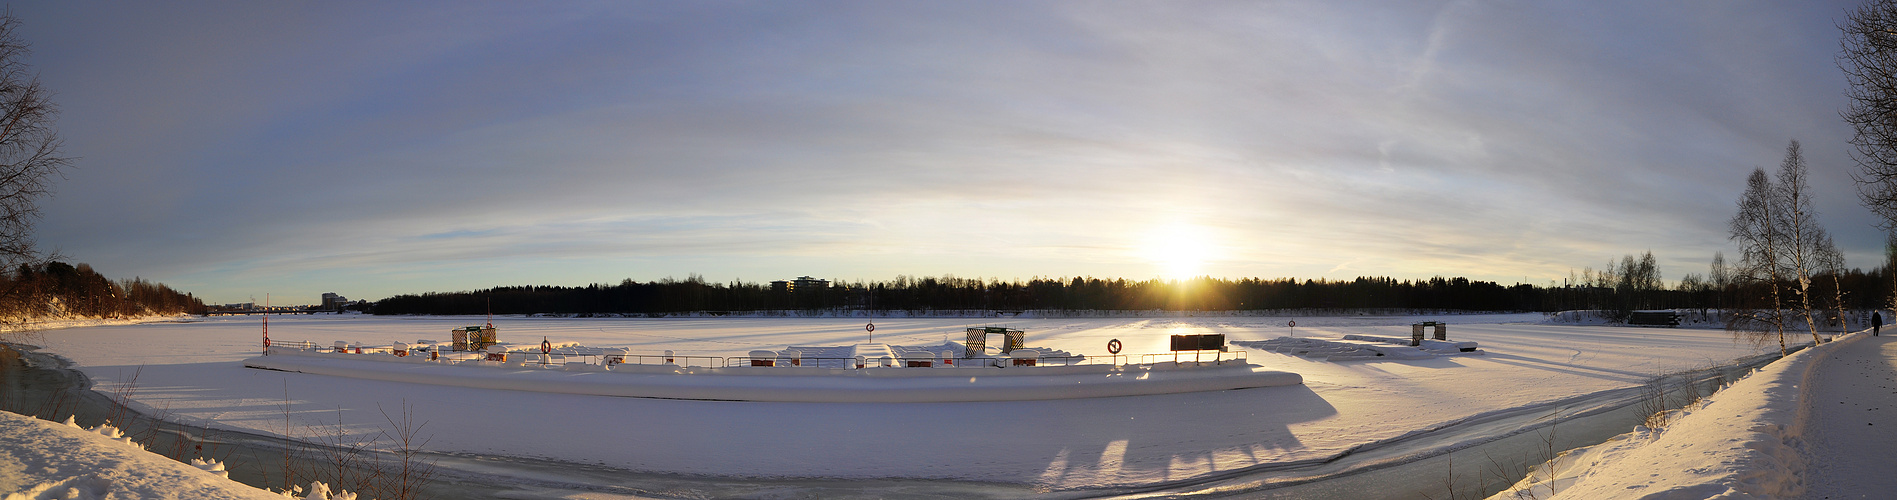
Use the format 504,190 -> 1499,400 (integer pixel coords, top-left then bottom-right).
1496,329 -> 1897,499
1799,333 -> 1897,498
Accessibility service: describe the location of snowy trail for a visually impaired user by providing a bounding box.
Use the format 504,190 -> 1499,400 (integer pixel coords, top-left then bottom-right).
1800,333 -> 1897,498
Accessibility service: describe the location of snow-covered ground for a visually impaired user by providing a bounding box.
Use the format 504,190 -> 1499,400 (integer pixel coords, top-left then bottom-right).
0,312 -> 1792,496
1796,332 -> 1897,498
0,314 -> 197,333
1489,326 -> 1895,499
0,411 -> 291,499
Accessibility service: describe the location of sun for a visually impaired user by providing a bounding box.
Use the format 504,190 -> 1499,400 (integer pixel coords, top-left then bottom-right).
1141,224 -> 1212,281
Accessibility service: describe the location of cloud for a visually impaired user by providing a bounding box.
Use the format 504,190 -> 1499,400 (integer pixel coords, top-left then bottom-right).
11,0 -> 1873,303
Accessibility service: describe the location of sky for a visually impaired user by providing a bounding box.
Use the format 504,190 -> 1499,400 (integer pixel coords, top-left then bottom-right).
6,0 -> 1876,305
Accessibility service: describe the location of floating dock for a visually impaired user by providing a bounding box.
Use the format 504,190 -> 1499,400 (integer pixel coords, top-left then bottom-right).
243,341 -> 1301,403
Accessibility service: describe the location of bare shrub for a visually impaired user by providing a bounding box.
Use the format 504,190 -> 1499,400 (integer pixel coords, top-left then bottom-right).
1640,379 -> 1672,431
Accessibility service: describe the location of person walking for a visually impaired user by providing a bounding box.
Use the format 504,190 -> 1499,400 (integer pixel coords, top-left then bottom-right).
1875,311 -> 1883,337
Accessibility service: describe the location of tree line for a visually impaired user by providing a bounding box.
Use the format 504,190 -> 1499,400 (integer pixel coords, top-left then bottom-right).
366,266 -> 1897,317
0,261 -> 205,319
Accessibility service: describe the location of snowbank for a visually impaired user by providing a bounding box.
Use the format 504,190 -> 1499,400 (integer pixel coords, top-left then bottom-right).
1233,335 -> 1477,361
0,313 -> 195,334
0,411 -> 283,500
1341,334 -> 1480,352
1493,337 -> 1830,499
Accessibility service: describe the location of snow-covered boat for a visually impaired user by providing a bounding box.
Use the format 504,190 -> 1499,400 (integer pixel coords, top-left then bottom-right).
243,327 -> 1302,403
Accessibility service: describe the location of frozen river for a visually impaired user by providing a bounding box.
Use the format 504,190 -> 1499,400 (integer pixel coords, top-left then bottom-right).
5,313 -> 1777,498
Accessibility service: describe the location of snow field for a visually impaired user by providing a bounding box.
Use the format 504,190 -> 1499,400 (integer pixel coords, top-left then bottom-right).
14,313 -> 1778,492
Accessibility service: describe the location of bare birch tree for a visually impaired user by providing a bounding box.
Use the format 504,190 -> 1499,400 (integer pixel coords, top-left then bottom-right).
1816,231 -> 1850,334
1728,142 -> 1836,353
1729,167 -> 1791,355
1775,141 -> 1827,346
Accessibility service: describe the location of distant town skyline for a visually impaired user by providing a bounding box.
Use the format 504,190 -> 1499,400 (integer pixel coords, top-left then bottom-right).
11,1 -> 1874,305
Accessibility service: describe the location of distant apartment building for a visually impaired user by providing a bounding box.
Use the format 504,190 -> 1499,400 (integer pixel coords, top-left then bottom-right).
768,276 -> 830,294
320,292 -> 351,310
792,276 -> 829,292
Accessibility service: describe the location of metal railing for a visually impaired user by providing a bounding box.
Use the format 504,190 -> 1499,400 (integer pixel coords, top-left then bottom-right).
1140,349 -> 1247,365
714,350 -> 1247,369
714,356 -> 1015,369
602,354 -> 729,368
